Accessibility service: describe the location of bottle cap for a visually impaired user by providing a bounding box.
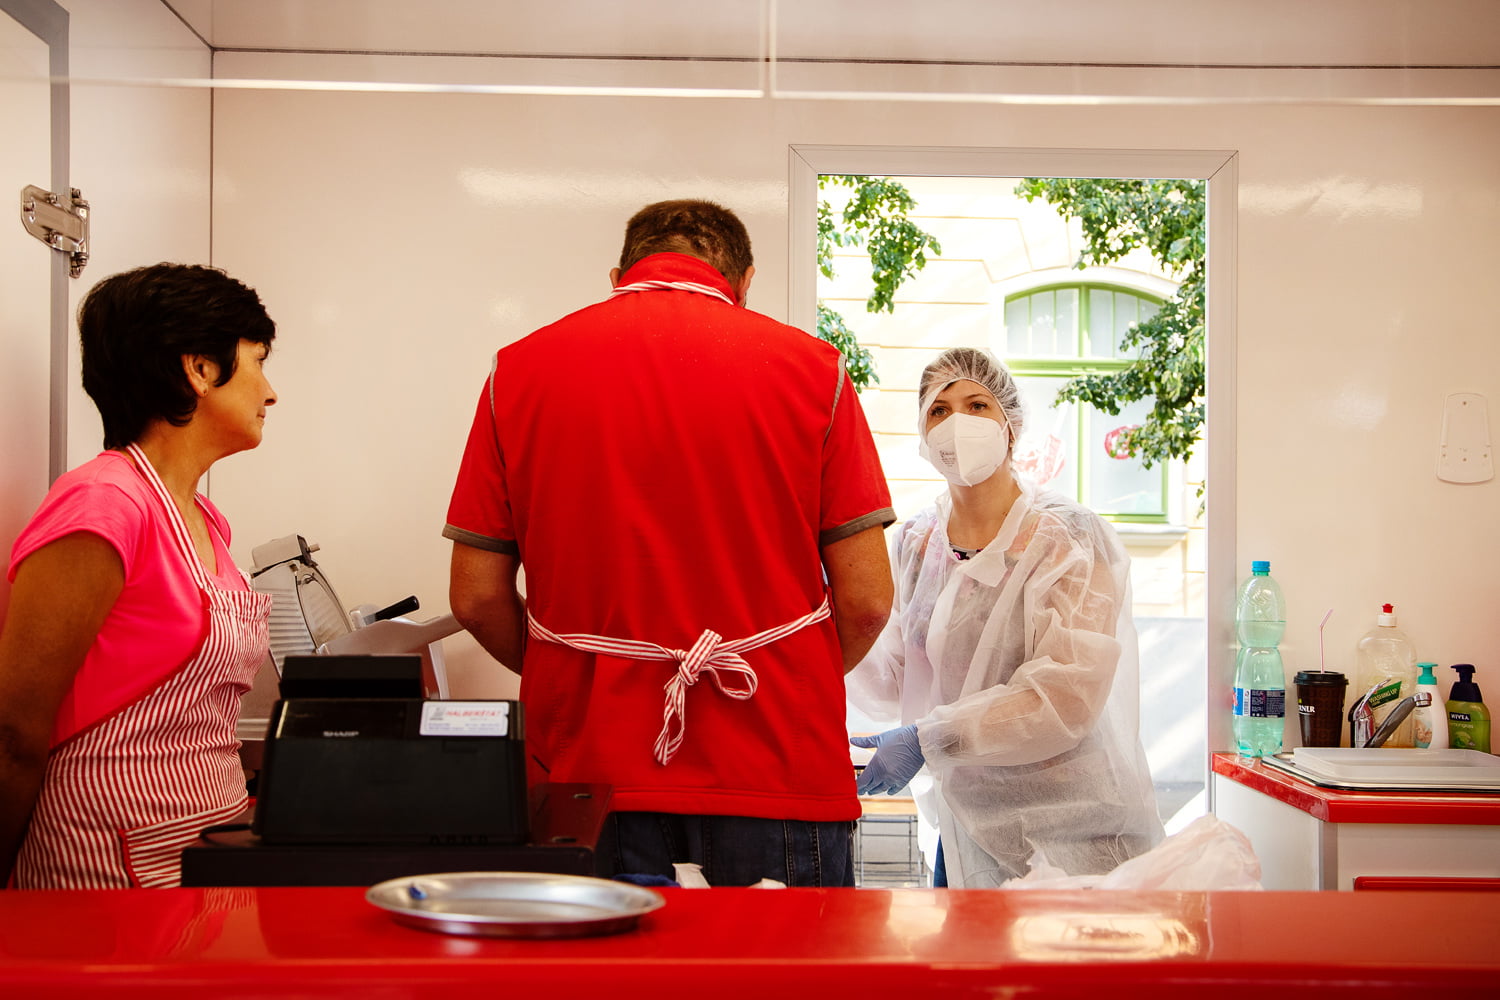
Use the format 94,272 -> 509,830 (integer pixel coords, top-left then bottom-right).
1417,662 -> 1437,682
1377,603 -> 1397,627
1251,560 -> 1269,574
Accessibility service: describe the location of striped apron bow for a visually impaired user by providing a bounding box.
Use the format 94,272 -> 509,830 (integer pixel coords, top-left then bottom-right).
527,597 -> 832,765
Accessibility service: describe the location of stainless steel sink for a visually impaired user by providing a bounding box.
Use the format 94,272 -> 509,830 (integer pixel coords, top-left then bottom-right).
1264,747 -> 1500,792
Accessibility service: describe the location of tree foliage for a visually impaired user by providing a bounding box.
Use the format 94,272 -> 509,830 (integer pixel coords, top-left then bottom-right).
1015,177 -> 1206,467
816,175 -> 943,391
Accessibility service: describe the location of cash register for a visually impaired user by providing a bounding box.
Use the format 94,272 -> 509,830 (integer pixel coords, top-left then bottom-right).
181,655 -> 608,886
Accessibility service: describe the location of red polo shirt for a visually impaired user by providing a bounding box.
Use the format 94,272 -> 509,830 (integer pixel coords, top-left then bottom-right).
445,253 -> 893,821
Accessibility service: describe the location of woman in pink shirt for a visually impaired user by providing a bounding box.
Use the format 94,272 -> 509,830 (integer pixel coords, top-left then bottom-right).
0,263 -> 278,888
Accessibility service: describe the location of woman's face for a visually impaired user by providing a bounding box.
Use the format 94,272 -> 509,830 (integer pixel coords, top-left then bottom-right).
923,379 -> 1007,438
197,339 -> 277,453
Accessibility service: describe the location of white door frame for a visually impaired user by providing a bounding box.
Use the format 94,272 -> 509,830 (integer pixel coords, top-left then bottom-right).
787,144 -> 1240,769
3,0 -> 69,483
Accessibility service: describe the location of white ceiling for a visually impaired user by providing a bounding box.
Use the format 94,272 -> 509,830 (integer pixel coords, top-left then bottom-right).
163,0 -> 1500,68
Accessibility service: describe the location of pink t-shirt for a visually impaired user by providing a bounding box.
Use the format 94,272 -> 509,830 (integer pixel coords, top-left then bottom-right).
6,451 -> 247,747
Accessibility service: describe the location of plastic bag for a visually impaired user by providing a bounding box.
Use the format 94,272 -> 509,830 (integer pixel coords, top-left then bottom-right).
1003,815 -> 1264,891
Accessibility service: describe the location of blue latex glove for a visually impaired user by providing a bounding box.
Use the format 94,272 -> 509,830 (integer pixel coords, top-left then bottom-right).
850,725 -> 925,796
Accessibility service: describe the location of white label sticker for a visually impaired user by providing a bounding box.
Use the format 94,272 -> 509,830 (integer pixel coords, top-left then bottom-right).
419,701 -> 510,737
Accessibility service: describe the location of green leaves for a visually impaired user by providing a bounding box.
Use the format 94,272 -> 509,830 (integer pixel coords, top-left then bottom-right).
1017,177 -> 1207,467
816,303 -> 879,390
816,175 -> 943,391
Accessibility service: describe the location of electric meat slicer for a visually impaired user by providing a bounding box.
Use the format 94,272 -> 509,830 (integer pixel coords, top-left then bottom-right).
235,534 -> 463,771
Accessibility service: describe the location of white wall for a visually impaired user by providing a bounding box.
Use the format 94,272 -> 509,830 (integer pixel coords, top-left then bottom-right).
60,0 -> 212,465
203,66 -> 1500,709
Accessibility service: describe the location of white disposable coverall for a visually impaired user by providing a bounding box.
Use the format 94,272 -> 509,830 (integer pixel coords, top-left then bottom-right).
847,482 -> 1164,888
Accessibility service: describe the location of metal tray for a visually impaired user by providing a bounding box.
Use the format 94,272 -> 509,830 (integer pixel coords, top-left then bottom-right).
366,871 -> 665,938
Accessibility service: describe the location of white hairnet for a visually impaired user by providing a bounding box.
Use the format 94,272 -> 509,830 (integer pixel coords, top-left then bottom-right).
846,481 -> 1163,888
916,347 -> 1026,442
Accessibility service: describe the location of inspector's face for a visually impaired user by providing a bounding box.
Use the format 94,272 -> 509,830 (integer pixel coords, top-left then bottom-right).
923,379 -> 1007,440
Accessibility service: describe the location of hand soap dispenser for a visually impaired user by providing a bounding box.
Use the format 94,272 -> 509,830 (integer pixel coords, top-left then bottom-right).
1446,664 -> 1491,753
1413,662 -> 1447,750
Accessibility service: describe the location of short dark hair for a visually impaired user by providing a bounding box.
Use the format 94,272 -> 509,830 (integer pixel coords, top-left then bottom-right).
79,263 -> 276,449
617,200 -> 753,284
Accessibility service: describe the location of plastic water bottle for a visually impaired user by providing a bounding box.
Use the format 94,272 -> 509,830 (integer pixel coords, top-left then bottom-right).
1233,560 -> 1286,756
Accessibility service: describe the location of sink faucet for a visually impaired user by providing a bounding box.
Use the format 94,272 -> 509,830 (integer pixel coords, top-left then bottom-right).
1348,686 -> 1432,749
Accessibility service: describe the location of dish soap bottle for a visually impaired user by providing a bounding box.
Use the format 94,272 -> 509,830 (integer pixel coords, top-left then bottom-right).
1446,664 -> 1491,753
1355,604 -> 1418,748
1412,662 -> 1448,750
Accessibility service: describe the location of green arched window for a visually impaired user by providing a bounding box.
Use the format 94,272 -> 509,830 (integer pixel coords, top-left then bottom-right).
998,283 -> 1168,520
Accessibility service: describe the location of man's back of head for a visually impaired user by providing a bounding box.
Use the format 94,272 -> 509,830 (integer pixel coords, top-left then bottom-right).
617,200 -> 754,285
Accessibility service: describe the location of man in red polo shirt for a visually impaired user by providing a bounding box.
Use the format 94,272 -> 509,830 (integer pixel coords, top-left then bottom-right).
444,199 -> 894,886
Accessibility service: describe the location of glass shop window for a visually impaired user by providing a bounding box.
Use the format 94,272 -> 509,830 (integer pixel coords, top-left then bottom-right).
998,285 -> 1167,522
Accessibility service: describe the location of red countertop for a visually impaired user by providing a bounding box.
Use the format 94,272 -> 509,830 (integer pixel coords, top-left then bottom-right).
2,884 -> 1498,999
1212,751 -> 1500,824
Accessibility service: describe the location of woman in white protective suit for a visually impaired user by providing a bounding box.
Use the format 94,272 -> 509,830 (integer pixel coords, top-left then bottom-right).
847,347 -> 1163,888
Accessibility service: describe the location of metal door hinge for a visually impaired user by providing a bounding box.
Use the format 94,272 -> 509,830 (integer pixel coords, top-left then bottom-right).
20,184 -> 89,277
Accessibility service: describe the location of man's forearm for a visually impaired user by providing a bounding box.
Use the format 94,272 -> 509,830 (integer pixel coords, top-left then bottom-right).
449,543 -> 527,675
822,524 -> 895,673
835,606 -> 889,672
461,591 -> 527,674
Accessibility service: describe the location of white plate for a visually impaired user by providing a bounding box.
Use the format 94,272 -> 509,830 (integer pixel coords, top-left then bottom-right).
1288,747 -> 1500,789
366,871 -> 665,938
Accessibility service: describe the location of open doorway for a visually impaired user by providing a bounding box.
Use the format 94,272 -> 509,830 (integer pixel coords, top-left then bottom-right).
791,145 -> 1238,849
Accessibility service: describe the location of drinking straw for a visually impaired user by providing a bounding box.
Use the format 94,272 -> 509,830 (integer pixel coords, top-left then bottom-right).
1319,609 -> 1334,670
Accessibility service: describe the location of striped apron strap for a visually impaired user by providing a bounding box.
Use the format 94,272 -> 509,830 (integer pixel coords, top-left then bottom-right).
124,443 -> 213,589
528,597 -> 832,765
609,279 -> 735,306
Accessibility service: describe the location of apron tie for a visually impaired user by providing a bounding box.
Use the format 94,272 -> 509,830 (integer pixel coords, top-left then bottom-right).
609,279 -> 735,306
527,597 -> 831,765
656,629 -> 755,766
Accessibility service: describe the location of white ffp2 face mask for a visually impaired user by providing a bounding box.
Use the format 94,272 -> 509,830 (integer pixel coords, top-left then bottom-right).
919,412 -> 1010,487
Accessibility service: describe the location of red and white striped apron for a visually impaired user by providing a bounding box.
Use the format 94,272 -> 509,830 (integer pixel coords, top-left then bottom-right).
14,444 -> 272,888
530,275 -> 827,766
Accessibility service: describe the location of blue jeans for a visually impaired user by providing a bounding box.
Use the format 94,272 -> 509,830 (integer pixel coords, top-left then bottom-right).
594,811 -> 856,887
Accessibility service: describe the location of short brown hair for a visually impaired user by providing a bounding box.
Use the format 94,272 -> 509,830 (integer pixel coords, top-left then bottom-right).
617,200 -> 753,284
80,263 -> 275,449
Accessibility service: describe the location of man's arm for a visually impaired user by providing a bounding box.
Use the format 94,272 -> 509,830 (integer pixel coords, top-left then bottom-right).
449,542 -> 526,674
0,534 -> 124,882
821,524 -> 894,672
